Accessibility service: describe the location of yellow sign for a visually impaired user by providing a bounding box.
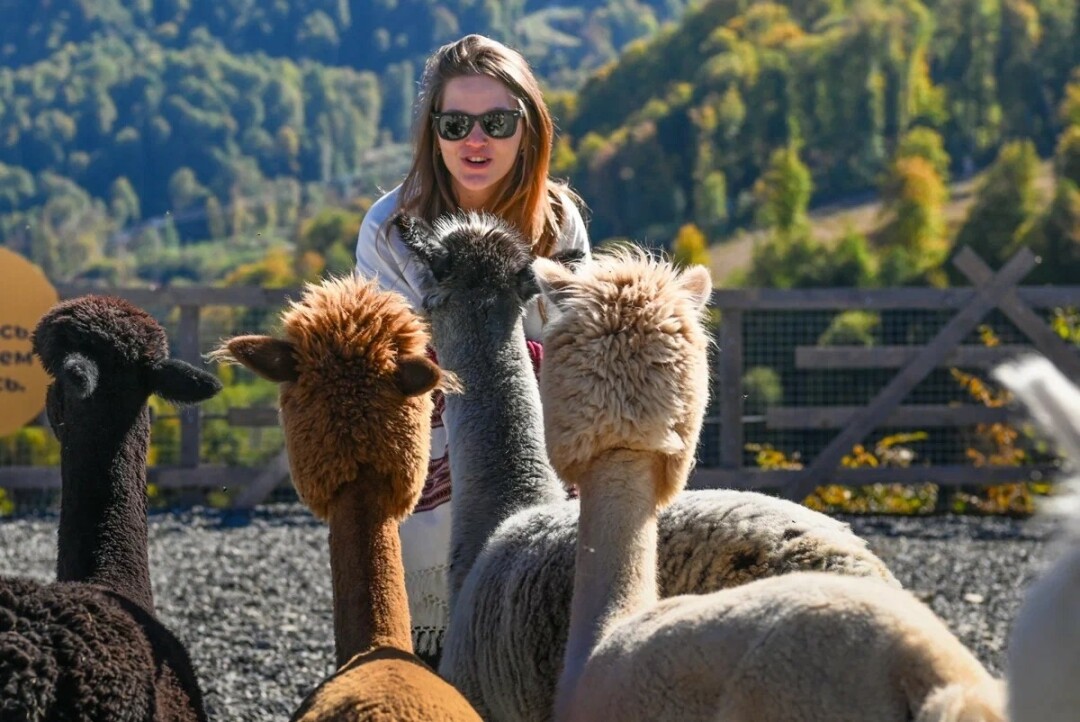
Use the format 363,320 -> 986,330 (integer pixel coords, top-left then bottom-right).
0,247 -> 58,437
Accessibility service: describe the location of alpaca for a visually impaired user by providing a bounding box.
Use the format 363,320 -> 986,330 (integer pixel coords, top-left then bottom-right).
393,212 -> 900,721
542,252 -> 1005,722
211,275 -> 481,722
0,295 -> 217,721
992,355 -> 1080,722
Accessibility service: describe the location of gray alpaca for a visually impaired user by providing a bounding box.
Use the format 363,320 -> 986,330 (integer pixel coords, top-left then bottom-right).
0,295 -> 218,721
394,212 -> 899,722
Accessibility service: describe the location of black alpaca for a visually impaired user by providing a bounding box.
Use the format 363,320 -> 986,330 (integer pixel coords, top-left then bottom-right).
0,295 -> 220,721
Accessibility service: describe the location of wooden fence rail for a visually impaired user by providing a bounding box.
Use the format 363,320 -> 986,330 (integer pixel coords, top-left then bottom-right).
1,248 -> 1077,507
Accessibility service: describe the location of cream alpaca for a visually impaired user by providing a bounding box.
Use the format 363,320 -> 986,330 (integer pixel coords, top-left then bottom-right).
993,355 -> 1080,722
394,212 -> 899,722
213,275 -> 480,722
544,252 -> 1004,722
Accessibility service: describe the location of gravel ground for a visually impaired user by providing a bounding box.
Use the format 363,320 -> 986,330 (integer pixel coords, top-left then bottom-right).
0,504 -> 1065,721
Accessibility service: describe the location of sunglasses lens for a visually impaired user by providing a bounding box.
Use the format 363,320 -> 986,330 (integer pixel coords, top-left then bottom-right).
482,111 -> 517,138
437,113 -> 472,141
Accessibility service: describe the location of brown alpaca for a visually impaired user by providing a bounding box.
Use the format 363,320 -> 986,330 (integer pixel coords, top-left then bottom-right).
211,275 -> 480,722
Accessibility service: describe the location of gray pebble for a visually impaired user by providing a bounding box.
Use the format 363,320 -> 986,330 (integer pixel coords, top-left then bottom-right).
0,505 -> 1061,719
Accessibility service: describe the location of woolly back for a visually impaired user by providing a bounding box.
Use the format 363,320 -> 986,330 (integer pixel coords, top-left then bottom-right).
535,249 -> 713,507
277,276 -> 435,521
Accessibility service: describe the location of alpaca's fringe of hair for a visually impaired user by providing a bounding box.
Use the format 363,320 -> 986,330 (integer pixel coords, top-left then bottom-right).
993,355 -> 1080,533
204,344 -> 237,367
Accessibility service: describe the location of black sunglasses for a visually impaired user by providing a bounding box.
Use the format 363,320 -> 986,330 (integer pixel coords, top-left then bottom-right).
431,109 -> 523,141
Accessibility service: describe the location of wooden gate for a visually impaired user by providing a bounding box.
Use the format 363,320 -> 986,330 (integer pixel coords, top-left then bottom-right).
695,247 -> 1080,499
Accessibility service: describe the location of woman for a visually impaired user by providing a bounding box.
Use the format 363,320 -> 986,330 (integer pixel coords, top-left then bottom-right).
354,33 -> 590,664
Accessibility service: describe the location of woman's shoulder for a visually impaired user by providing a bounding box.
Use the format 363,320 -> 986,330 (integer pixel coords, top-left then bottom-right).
548,182 -> 589,254
363,185 -> 404,227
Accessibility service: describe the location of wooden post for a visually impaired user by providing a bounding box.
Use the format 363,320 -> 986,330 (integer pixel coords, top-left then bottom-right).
177,304 -> 202,469
718,309 -> 744,470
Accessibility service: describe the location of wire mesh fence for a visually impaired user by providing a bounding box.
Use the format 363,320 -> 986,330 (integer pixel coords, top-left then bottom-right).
3,277 -> 1080,516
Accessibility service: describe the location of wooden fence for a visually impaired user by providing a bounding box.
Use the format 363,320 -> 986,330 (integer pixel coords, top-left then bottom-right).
1,247 -> 1077,507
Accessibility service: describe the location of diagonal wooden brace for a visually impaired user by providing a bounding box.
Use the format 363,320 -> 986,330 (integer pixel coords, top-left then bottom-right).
783,247 -> 1038,501
953,248 -> 1080,380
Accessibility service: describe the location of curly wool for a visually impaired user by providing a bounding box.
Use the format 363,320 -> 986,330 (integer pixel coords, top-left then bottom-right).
32,296 -> 169,377
0,577 -> 205,722
441,489 -> 898,722
276,275 -> 434,521
537,249 -> 712,507
564,572 -> 1003,722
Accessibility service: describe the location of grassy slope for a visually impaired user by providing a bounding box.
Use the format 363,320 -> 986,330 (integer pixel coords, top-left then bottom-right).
709,161 -> 1057,285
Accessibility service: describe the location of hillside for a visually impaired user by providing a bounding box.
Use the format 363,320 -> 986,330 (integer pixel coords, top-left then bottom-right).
709,161 -> 1059,284
560,0 -> 1077,244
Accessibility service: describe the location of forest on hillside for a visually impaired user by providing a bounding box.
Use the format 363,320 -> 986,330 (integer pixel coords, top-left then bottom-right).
0,0 -> 1077,291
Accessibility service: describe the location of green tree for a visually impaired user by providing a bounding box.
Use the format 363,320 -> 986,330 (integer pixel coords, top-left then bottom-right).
1022,180 -> 1080,284
694,170 -> 728,235
168,167 -> 208,212
952,139 -> 1039,269
109,176 -> 140,226
878,155 -> 948,285
671,222 -> 710,269
895,126 -> 951,187
753,143 -> 811,240
1055,125 -> 1080,187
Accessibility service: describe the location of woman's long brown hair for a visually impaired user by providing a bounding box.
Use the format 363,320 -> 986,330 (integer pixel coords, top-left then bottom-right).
393,34 -> 580,258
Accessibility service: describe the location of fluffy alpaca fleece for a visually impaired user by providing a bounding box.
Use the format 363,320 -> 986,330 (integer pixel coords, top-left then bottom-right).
0,295 -> 216,721
392,213 -> 900,722
560,572 -> 1005,722
213,275 -> 480,722
534,247 -> 712,503
537,254 -> 1003,722
994,355 -> 1080,722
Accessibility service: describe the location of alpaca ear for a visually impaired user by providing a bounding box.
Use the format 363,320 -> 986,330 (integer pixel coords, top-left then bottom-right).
216,335 -> 300,383
551,247 -> 587,270
151,359 -> 224,405
60,353 -> 99,399
516,265 -> 540,302
533,257 -> 577,309
395,355 -> 442,397
394,213 -> 451,280
679,265 -> 713,309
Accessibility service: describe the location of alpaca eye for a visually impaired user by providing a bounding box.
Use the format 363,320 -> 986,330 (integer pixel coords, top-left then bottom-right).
430,253 -> 452,282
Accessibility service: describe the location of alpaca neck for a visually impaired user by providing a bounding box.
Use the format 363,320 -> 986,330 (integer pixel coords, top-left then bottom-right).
327,479 -> 411,667
558,451 -> 661,714
435,315 -> 564,605
57,405 -> 154,612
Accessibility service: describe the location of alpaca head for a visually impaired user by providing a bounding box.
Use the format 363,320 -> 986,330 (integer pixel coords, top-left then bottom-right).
394,212 -> 540,349
31,295 -> 222,440
534,249 -> 713,507
213,276 -> 447,521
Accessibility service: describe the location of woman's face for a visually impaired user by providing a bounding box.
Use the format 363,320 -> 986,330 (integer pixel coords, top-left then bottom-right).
436,74 -> 524,211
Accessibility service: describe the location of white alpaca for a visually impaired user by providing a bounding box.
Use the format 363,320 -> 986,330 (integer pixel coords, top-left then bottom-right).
993,355 -> 1080,722
545,252 -> 1005,722
394,213 -> 899,721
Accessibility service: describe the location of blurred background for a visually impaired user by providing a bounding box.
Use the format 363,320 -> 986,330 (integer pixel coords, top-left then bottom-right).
1,0 -> 1079,516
